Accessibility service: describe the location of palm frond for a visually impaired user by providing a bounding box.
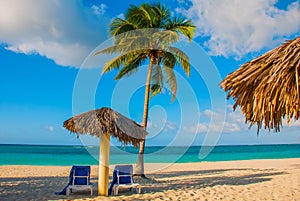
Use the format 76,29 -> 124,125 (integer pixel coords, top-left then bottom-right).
101,53 -> 127,73
163,65 -> 177,102
110,18 -> 137,36
165,16 -> 196,41
150,3 -> 169,28
153,2 -> 170,21
115,53 -> 147,79
102,50 -> 146,74
94,45 -> 120,55
96,33 -> 152,56
166,46 -> 190,77
152,30 -> 179,47
126,4 -> 153,28
151,64 -> 164,97
161,51 -> 176,68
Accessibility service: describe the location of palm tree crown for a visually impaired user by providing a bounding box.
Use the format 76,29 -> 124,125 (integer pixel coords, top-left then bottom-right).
96,3 -> 195,101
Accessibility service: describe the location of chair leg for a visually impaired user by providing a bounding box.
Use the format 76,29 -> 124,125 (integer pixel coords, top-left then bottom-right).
66,187 -> 70,196
114,186 -> 118,195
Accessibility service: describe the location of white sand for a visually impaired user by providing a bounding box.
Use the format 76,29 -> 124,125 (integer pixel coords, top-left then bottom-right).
0,158 -> 299,201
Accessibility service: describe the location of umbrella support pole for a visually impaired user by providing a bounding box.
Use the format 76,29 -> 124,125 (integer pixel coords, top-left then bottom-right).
98,133 -> 110,196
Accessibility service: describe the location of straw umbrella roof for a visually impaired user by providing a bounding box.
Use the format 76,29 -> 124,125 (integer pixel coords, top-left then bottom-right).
220,36 -> 300,133
63,107 -> 147,147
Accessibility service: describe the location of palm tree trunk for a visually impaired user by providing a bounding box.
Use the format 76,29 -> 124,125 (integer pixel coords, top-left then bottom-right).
134,56 -> 155,177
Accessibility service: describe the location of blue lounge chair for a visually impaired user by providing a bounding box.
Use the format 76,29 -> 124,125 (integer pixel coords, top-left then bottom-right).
108,165 -> 141,195
56,166 -> 93,196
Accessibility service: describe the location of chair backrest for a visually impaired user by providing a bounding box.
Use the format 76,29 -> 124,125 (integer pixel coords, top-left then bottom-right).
71,166 -> 90,186
114,165 -> 133,184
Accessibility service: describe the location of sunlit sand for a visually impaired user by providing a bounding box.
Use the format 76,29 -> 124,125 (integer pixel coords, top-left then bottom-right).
1,158 -> 299,200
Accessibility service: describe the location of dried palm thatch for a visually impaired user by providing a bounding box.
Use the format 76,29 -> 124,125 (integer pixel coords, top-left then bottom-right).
63,107 -> 147,147
220,36 -> 300,133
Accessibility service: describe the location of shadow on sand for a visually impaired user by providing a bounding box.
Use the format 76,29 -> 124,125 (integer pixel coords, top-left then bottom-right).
0,168 -> 286,200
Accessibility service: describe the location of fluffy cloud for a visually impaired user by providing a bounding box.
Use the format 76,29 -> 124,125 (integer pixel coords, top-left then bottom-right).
184,107 -> 249,134
185,105 -> 300,135
178,0 -> 300,58
162,119 -> 178,131
0,0 -> 109,67
147,118 -> 178,137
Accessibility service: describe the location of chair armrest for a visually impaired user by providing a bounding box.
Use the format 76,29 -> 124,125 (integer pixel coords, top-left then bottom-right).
118,174 -> 131,178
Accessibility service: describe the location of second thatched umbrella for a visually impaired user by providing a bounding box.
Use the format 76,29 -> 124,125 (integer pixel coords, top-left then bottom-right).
63,107 -> 147,196
221,36 -> 300,133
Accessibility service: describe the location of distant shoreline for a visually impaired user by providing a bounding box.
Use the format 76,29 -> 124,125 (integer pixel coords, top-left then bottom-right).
1,143 -> 300,147
1,157 -> 300,166
1,144 -> 300,166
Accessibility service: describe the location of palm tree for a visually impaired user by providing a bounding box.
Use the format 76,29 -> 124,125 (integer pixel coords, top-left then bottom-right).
95,3 -> 195,177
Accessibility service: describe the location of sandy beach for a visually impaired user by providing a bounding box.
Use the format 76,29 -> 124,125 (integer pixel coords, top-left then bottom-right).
1,158 -> 299,201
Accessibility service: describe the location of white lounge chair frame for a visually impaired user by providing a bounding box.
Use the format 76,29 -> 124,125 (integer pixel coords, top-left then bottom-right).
113,169 -> 141,195
66,169 -> 93,196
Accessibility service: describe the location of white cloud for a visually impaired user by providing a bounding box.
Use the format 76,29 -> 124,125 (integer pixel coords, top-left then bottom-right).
184,107 -> 250,134
147,118 -> 178,139
163,119 -> 178,131
185,105 -> 300,135
0,0 -> 109,67
178,0 -> 300,58
184,123 -> 208,133
45,125 -> 55,132
92,4 -> 107,15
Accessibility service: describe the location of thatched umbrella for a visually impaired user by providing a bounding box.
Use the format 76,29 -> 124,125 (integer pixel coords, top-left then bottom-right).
221,36 -> 300,133
63,107 -> 147,196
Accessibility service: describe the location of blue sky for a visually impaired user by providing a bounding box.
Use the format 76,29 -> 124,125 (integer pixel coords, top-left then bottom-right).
0,0 -> 300,146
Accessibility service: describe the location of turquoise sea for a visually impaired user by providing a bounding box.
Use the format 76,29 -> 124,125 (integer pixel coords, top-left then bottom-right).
0,144 -> 299,166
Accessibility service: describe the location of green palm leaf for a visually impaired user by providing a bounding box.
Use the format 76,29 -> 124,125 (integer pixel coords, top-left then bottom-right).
166,17 -> 196,41
127,4 -> 153,28
165,46 -> 190,77
163,65 -> 177,102
101,50 -> 145,73
110,18 -> 137,36
152,30 -> 179,47
151,64 -> 164,97
115,53 -> 147,79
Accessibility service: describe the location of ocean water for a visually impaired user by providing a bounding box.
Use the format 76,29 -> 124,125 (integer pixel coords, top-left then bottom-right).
0,144 -> 299,166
